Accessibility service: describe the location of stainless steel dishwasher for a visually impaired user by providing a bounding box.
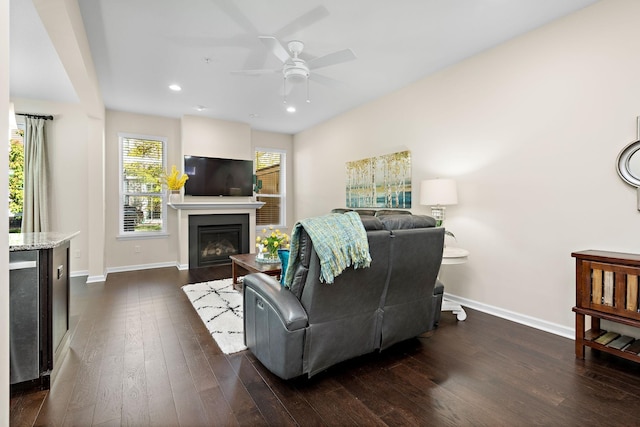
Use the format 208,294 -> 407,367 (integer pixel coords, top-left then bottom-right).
9,250 -> 40,385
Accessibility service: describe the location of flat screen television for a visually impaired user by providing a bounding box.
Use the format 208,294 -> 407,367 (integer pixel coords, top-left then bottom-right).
183,155 -> 254,197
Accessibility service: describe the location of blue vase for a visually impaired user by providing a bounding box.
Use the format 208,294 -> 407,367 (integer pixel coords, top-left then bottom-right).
277,249 -> 290,285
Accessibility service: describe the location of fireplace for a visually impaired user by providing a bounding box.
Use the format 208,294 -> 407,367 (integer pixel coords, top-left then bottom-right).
188,214 -> 249,268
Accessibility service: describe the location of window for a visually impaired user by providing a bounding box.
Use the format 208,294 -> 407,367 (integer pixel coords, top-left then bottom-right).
8,126 -> 24,232
119,133 -> 166,236
255,149 -> 285,227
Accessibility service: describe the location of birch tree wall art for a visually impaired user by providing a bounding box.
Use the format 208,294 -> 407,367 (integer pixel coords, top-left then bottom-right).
346,150 -> 411,208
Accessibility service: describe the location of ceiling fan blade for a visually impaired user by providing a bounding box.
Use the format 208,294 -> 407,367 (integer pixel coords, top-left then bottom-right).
211,0 -> 259,34
308,49 -> 357,70
168,34 -> 250,48
309,73 -> 348,89
274,6 -> 330,39
231,68 -> 280,76
259,36 -> 292,64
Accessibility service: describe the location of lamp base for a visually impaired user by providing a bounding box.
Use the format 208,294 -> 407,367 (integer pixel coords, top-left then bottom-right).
430,206 -> 446,227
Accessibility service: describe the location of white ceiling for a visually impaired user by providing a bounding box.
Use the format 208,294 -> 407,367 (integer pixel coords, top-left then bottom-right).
10,0 -> 599,134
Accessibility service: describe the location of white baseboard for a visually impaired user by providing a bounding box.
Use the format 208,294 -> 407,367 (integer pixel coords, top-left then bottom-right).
70,270 -> 89,278
178,263 -> 189,270
444,292 -> 574,340
86,274 -> 107,284
81,262 -> 180,284
106,261 -> 179,275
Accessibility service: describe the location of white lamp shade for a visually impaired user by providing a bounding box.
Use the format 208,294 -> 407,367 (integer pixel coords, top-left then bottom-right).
420,178 -> 458,206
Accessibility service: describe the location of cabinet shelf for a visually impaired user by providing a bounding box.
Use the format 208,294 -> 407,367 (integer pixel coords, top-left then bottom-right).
573,250 -> 640,363
581,328 -> 640,363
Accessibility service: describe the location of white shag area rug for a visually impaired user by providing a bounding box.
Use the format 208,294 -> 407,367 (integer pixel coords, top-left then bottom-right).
182,278 -> 247,354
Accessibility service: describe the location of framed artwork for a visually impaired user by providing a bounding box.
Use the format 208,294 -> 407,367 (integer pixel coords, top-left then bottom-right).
346,150 -> 411,208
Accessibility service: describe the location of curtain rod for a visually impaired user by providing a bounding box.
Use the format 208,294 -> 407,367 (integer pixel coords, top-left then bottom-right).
16,112 -> 54,120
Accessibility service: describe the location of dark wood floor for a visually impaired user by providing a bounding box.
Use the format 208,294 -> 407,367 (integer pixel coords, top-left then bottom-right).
10,265 -> 640,426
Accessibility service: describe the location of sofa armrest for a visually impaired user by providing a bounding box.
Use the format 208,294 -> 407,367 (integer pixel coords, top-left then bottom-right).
243,273 -> 308,330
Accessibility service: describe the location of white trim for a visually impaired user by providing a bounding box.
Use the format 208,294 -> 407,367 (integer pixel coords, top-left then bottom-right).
168,201 -> 264,210
70,270 -> 89,278
443,292 -> 575,340
177,263 -> 189,270
116,232 -> 169,240
254,148 -> 286,228
118,132 -> 167,235
105,261 -> 179,275
86,274 -> 107,284
84,262 -> 180,283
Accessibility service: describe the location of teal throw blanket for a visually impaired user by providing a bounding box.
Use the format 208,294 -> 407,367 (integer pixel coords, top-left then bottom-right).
283,212 -> 371,286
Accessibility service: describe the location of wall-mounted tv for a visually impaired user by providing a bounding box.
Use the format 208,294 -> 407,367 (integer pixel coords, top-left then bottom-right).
183,155 -> 254,197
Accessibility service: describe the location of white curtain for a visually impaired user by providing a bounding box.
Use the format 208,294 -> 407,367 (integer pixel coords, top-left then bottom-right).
22,117 -> 49,233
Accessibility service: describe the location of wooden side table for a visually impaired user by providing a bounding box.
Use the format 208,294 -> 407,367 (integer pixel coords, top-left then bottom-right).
441,246 -> 470,321
229,253 -> 282,291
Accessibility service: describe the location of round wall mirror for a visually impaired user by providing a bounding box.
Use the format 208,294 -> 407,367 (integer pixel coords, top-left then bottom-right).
617,140 -> 640,187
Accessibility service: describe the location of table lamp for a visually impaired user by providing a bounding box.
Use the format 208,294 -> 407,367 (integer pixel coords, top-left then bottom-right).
420,178 -> 458,227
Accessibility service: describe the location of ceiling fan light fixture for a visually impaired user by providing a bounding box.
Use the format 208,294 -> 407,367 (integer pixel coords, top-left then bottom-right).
283,62 -> 309,84
286,105 -> 296,113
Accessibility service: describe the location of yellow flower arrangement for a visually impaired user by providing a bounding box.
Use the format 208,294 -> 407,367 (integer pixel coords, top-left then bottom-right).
162,165 -> 189,190
256,226 -> 290,259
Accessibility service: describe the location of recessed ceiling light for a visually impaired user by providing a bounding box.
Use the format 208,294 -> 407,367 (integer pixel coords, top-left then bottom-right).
286,106 -> 296,113
195,105 -> 207,112
169,84 -> 182,92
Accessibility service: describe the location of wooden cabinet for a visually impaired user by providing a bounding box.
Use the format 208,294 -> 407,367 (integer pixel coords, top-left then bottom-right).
572,250 -> 640,362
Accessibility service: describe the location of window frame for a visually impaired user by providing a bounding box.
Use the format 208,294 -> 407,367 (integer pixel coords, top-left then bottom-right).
118,132 -> 168,239
254,147 -> 286,229
8,123 -> 25,232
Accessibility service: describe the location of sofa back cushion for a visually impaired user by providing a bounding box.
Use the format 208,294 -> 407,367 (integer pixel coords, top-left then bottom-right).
359,216 -> 384,231
379,214 -> 436,230
374,209 -> 412,216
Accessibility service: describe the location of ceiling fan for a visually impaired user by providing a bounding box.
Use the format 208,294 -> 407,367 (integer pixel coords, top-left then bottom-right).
175,1 -> 332,71
233,36 -> 357,104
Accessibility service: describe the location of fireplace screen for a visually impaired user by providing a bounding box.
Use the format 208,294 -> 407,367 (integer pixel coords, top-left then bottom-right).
198,225 -> 241,266
189,214 -> 249,269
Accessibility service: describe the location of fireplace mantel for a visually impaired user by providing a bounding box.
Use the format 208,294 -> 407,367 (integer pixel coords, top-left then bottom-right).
172,199 -> 263,270
169,201 -> 265,210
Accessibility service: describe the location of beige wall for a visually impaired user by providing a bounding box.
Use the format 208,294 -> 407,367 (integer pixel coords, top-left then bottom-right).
104,110 -> 181,271
293,0 -> 640,333
12,98 -> 90,274
102,112 -> 293,271
181,115 -> 251,160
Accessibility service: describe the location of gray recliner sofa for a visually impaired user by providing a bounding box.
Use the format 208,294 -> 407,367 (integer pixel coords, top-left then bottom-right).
243,214 -> 445,379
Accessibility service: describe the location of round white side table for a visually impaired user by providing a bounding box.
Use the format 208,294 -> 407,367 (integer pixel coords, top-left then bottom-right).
441,246 -> 469,321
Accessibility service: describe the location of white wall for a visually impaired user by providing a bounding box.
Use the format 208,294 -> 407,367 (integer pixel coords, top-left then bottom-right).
293,0 -> 640,332
104,110 -> 181,271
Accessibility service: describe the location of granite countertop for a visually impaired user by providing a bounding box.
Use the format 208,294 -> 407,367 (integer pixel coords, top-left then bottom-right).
9,231 -> 80,251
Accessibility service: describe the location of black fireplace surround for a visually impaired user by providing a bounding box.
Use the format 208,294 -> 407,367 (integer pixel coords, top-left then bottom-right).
188,214 -> 249,268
